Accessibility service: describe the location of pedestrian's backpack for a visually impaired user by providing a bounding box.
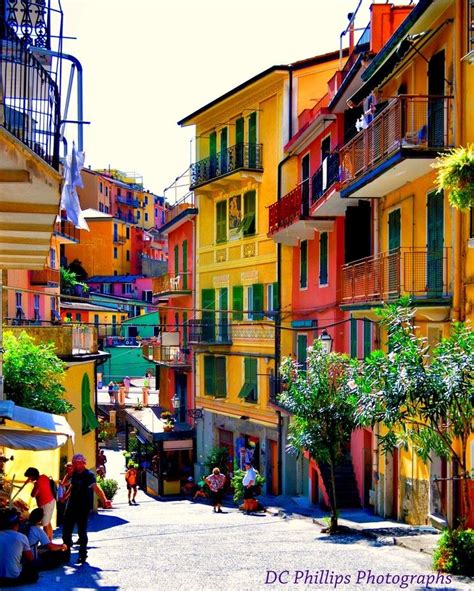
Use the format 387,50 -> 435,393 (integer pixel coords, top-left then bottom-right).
49,477 -> 58,500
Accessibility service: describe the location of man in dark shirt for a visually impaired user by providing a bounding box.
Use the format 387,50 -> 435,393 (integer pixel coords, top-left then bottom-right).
62,454 -> 111,564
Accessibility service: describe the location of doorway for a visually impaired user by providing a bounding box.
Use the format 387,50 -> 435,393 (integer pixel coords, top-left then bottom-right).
428,51 -> 445,147
175,373 -> 187,423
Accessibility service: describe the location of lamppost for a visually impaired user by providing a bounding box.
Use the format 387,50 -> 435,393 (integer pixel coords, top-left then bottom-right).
171,393 -> 180,422
319,329 -> 333,354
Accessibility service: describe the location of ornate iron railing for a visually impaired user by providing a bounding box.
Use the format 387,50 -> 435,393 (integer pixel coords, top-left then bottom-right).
0,16 -> 60,168
188,318 -> 232,345
311,151 -> 340,205
339,95 -> 453,186
4,0 -> 53,48
341,247 -> 451,304
190,142 -> 263,188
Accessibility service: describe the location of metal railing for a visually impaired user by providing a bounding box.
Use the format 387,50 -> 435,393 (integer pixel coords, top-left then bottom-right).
54,218 -> 80,242
112,234 -> 127,244
339,95 -> 453,186
142,343 -> 191,366
191,142 -> 263,188
30,267 -> 60,285
165,192 -> 195,225
153,272 -> 191,294
188,318 -> 232,345
115,211 -> 137,224
4,0 -> 55,49
311,151 -> 340,206
268,182 -> 310,235
0,18 -> 60,168
72,325 -> 97,354
116,195 -> 139,208
341,247 -> 451,304
5,324 -> 98,355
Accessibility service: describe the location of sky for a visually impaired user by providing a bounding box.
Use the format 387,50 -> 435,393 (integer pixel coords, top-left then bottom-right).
63,0 -> 372,200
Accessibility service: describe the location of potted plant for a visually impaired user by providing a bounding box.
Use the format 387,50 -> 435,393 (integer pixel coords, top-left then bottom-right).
160,411 -> 173,421
96,476 -> 119,504
163,420 -> 174,432
432,145 -> 474,210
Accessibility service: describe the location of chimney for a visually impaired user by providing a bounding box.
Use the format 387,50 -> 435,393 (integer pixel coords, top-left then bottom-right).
370,3 -> 414,54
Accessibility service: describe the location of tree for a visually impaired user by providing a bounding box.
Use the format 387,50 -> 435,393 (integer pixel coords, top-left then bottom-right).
356,300 -> 473,526
3,331 -> 73,415
279,341 -> 360,533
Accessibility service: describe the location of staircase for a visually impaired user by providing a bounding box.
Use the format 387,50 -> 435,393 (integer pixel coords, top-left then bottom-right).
318,456 -> 361,509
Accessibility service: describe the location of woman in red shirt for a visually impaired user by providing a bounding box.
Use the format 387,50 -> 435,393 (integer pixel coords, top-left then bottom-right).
24,468 -> 55,541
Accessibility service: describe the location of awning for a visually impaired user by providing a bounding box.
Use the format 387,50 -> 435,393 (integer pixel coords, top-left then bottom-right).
0,400 -> 75,450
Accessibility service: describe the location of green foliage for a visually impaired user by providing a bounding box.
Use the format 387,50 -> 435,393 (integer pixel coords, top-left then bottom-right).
96,476 -> 119,501
97,420 -> 116,442
204,447 -> 230,476
3,331 -> 73,414
126,435 -> 154,456
279,340 -> 360,532
432,145 -> 474,210
230,468 -> 265,504
127,461 -> 138,469
60,267 -> 88,295
433,528 -> 474,575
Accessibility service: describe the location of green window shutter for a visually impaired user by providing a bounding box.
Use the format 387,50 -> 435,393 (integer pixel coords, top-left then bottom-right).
209,131 -> 217,158
296,334 -> 308,370
388,209 -> 401,251
272,282 -> 279,312
174,244 -> 179,276
81,373 -> 99,435
236,117 -> 244,143
252,283 -> 264,321
300,240 -> 308,288
319,232 -> 328,285
202,288 -> 215,341
248,112 -> 257,144
243,191 -> 256,236
239,358 -> 257,401
215,357 -> 227,398
232,285 -> 243,321
182,240 -> 188,288
363,319 -> 372,359
350,318 -> 358,358
204,356 -> 215,396
216,200 -> 227,243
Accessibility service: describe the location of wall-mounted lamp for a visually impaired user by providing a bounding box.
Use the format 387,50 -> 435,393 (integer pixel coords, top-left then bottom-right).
319,329 -> 333,354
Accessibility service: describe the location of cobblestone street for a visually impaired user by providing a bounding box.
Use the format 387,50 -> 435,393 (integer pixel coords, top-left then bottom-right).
15,450 -> 473,591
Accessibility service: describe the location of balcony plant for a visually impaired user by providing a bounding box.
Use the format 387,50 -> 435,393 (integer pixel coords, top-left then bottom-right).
432,145 -> 474,210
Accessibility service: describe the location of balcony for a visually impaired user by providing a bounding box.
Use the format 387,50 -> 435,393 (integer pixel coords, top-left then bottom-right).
188,318 -> 232,345
339,95 -> 453,199
152,273 -> 192,298
140,256 -> 167,279
6,325 -> 98,356
115,212 -> 137,224
310,151 -> 355,216
30,267 -> 60,286
113,233 -> 127,245
116,195 -> 139,208
341,248 -> 451,307
0,18 -> 60,169
142,343 -> 191,368
54,218 -> 80,243
190,143 -> 263,190
268,183 -> 332,245
161,193 -> 197,234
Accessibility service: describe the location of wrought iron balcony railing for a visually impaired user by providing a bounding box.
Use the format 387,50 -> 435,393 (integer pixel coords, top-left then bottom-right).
190,142 -> 263,188
341,247 -> 451,305
268,181 -> 310,236
188,318 -> 232,345
0,18 -> 60,168
311,151 -> 340,205
153,272 -> 192,294
30,267 -> 60,285
4,0 -> 57,49
339,95 -> 453,186
116,195 -> 139,208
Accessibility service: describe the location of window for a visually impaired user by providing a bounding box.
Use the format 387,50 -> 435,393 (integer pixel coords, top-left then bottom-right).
470,208 -> 474,239
232,285 -> 243,321
300,240 -> 308,288
50,248 -> 56,269
246,286 -> 253,320
144,195 -> 148,205
126,250 -> 130,262
99,182 -> 103,193
182,240 -> 188,289
216,200 -> 227,243
142,290 -> 152,303
94,314 -> 99,327
99,202 -> 104,212
105,187 -> 109,197
113,247 -> 118,259
252,283 -> 264,320
113,223 -> 118,242
296,334 -> 308,371
145,213 -> 149,222
126,227 -> 130,239
137,210 -> 141,220
363,319 -> 372,359
51,297 -> 61,322
75,313 -> 82,322
127,191 -> 132,199
104,206 -> 109,214
242,191 -> 256,236
238,357 -> 258,402
266,282 -> 278,314
204,356 -> 227,397
102,283 -> 111,294
175,312 -> 179,332
350,318 -> 358,358
33,294 -> 40,321
15,292 -> 24,319
319,232 -> 328,285
123,283 -> 133,294
112,315 -> 117,336
117,188 -> 121,196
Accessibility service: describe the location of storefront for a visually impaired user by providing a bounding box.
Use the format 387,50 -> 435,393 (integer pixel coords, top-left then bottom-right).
124,407 -> 195,497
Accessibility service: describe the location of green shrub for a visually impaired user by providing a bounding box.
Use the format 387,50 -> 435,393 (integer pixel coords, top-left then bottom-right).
230,468 -> 265,504
98,420 -> 116,442
433,528 -> 474,575
432,145 -> 474,210
204,447 -> 230,476
97,476 -> 119,501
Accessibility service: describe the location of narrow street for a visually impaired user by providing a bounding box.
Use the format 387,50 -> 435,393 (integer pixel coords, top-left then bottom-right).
16,449 -> 472,591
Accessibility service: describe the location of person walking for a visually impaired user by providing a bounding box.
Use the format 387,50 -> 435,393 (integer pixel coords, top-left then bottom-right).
96,450 -> 107,476
0,508 -> 38,586
242,461 -> 257,515
205,467 -> 226,513
123,376 -> 131,397
62,453 -> 112,565
112,382 -> 119,404
125,464 -> 138,505
24,467 -> 56,541
108,381 -> 115,403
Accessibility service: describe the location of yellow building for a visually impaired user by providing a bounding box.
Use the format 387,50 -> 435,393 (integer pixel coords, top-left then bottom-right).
179,53 -> 342,493
338,0 -> 473,526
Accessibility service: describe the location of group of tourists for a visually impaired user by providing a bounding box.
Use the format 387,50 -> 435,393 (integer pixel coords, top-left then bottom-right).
0,454 -> 111,587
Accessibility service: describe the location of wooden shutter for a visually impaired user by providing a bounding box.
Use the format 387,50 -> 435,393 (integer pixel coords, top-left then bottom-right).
363,319 -> 372,359
202,288 -> 215,341
253,283 -> 264,320
272,282 -> 279,312
246,357 -> 258,401
215,357 -> 226,397
209,131 -> 217,158
232,285 -> 243,321
427,190 -> 444,294
182,240 -> 188,288
204,356 -> 215,396
388,209 -> 401,251
248,112 -> 257,167
319,232 -> 328,285
350,318 -> 358,358
243,190 -> 256,236
216,200 -> 227,243
296,334 -> 308,370
300,240 -> 308,288
174,244 -> 179,276
236,117 -> 244,167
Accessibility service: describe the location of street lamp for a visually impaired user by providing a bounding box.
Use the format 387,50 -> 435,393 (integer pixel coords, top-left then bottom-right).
171,393 -> 180,420
319,329 -> 333,354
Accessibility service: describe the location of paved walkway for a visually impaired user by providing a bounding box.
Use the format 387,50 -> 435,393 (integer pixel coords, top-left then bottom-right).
15,449 -> 473,590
